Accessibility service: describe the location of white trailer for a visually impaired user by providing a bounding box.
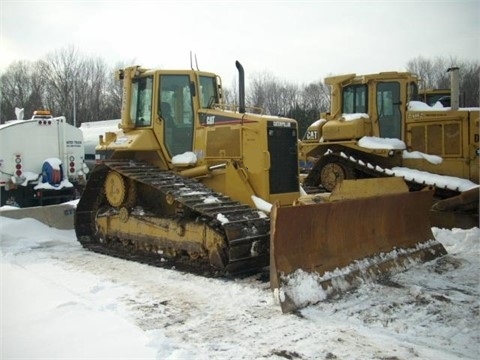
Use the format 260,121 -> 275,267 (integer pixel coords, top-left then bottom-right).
0,115 -> 88,207
79,119 -> 120,170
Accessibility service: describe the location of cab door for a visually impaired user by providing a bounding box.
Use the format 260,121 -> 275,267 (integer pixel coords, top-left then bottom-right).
158,74 -> 195,156
377,82 -> 402,139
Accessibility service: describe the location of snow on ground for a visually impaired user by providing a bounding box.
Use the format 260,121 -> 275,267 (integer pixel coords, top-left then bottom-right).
0,215 -> 479,359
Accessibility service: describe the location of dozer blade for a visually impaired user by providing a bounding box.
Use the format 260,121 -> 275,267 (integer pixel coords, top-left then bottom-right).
429,186 -> 479,229
270,181 -> 447,313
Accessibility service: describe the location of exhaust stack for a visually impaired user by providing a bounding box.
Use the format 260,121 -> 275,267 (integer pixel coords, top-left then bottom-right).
235,61 -> 246,114
447,67 -> 460,111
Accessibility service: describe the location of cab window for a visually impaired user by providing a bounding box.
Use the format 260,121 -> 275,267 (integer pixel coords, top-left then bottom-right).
408,81 -> 418,102
342,84 -> 367,113
199,76 -> 217,108
130,76 -> 153,127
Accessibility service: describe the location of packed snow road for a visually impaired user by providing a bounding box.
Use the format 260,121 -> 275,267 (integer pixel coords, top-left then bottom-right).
1,216 -> 479,359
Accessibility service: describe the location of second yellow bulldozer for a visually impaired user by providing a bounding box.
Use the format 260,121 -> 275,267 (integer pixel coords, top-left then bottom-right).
300,67 -> 479,229
75,61 -> 446,313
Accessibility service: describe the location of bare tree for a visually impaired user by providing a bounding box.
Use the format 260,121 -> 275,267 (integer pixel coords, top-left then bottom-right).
406,56 -> 479,106
35,46 -> 122,124
264,81 -> 299,116
246,71 -> 272,111
102,67 -> 123,120
37,45 -> 82,122
246,71 -> 299,116
302,81 -> 330,115
2,50 -> 477,127
101,60 -> 137,121
76,57 -> 110,123
222,77 -> 238,108
0,60 -> 37,121
407,56 -> 436,89
0,50 -> 146,125
459,61 -> 480,107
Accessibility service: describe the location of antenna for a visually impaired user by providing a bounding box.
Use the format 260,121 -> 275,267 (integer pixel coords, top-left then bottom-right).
195,54 -> 199,71
190,51 -> 193,70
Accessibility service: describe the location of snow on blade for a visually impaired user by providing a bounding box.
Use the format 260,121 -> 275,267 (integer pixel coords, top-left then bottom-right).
278,239 -> 441,310
275,269 -> 329,308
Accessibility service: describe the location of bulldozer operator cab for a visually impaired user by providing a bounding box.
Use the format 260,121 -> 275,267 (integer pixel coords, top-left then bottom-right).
337,74 -> 419,140
123,68 -> 220,158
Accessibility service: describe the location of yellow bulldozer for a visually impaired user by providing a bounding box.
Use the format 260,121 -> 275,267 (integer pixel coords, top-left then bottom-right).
418,88 -> 452,107
300,67 -> 479,229
75,62 -> 446,313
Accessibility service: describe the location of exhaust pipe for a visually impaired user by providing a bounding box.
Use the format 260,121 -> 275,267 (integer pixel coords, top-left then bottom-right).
447,67 -> 460,111
235,61 -> 246,114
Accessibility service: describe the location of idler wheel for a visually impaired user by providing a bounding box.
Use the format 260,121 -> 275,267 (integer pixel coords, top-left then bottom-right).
105,171 -> 127,207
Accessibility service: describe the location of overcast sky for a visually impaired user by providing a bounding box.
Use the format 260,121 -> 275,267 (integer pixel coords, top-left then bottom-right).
1,0 -> 479,85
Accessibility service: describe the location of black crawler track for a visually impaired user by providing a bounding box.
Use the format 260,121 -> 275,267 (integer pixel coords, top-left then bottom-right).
75,160 -> 270,277
304,153 -> 463,199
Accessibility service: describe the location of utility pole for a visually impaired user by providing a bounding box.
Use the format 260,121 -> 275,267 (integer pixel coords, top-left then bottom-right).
73,80 -> 77,127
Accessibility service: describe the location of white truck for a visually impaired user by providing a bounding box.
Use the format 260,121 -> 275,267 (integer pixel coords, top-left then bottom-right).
79,119 -> 120,170
0,111 -> 88,207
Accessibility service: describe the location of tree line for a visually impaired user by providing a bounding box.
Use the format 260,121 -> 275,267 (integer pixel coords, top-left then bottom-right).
0,46 -> 124,127
1,46 -> 478,138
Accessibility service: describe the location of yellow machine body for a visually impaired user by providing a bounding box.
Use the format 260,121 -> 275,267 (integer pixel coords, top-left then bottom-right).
75,63 -> 446,312
300,69 -> 479,228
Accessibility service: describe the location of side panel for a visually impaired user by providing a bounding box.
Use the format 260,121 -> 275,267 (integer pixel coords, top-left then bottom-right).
405,110 -> 479,182
267,121 -> 298,195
